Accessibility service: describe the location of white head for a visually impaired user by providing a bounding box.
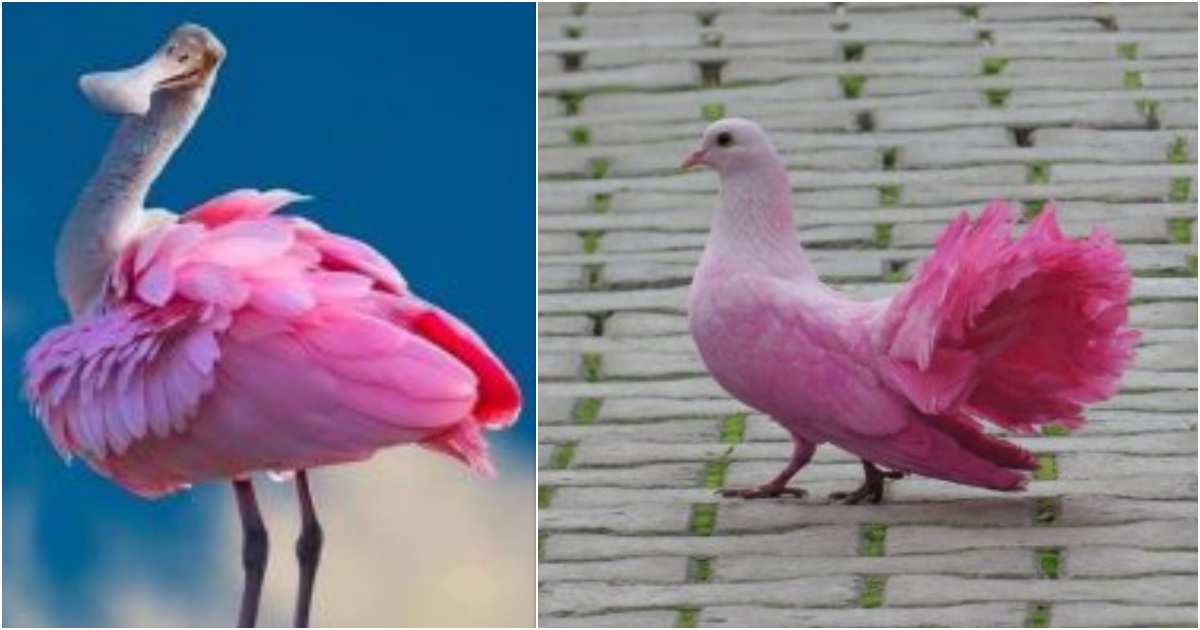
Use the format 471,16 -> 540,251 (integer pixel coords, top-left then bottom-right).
682,117 -> 782,175
79,24 -> 226,116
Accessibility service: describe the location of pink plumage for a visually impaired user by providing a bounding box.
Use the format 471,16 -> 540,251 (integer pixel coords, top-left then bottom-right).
46,25 -> 520,624
686,118 -> 1137,499
877,201 -> 1139,433
25,189 -> 521,497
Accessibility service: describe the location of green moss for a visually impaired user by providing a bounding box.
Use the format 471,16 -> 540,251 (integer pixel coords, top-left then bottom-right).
1168,137 -> 1189,163
581,352 -> 603,381
1118,42 -> 1139,60
701,102 -> 725,122
559,91 -> 586,115
538,485 -> 556,508
690,503 -> 717,536
564,25 -> 583,39
843,41 -> 866,61
1041,424 -> 1071,437
862,523 -> 887,557
579,230 -> 603,254
981,57 -> 1009,75
1035,496 -> 1059,526
572,397 -> 601,424
592,192 -> 612,214
689,556 -> 713,583
1188,255 -> 1197,277
1023,199 -> 1045,219
677,607 -> 699,628
839,74 -> 867,99
568,126 -> 590,146
589,158 -> 610,180
1034,454 -> 1058,481
1124,70 -> 1143,90
1028,161 -> 1050,185
1029,602 -> 1052,627
985,89 -> 1010,107
860,575 -> 886,608
1169,177 -> 1191,202
1167,218 -> 1193,244
879,184 -> 901,207
960,5 -> 981,19
703,456 -> 730,489
571,3 -> 588,16
720,413 -> 747,444
549,442 -> 578,470
874,224 -> 894,249
1036,548 -> 1061,579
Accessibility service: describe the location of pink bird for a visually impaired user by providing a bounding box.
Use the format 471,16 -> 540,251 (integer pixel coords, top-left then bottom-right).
23,25 -> 520,627
684,118 -> 1138,504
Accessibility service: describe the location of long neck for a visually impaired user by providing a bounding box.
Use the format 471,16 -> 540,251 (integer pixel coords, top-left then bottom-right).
56,86 -> 210,316
707,156 -> 815,279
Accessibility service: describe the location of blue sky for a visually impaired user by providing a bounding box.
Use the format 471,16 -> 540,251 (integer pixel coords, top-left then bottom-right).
3,4 -> 534,626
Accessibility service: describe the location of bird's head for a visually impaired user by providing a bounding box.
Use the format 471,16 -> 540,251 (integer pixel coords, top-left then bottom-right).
682,117 -> 780,174
79,23 -> 226,117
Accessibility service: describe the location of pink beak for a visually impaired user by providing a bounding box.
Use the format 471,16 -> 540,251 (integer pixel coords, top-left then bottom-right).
682,148 -> 709,169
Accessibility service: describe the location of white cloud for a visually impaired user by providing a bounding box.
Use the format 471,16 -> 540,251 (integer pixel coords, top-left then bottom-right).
11,448 -> 535,627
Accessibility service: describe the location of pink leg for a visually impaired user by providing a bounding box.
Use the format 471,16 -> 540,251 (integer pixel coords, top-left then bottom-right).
828,460 -> 906,504
718,436 -> 816,500
234,479 -> 268,628
293,470 -> 323,628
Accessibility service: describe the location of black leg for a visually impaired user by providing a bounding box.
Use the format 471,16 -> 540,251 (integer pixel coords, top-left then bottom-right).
828,460 -> 906,504
293,470 -> 324,628
234,479 -> 269,628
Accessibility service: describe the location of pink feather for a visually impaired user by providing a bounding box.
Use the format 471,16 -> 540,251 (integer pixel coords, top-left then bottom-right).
25,189 -> 521,497
687,118 -> 1137,494
877,201 -> 1140,433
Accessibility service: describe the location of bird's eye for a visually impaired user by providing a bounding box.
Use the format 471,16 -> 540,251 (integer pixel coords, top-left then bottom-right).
179,53 -> 190,63
716,132 -> 733,147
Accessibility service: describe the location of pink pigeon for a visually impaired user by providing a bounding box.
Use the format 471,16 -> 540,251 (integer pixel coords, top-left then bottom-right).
684,118 -> 1138,503
23,25 -> 520,627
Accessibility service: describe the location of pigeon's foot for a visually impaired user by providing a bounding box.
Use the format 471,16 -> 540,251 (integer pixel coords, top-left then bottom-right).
718,484 -> 808,500
828,460 -> 905,505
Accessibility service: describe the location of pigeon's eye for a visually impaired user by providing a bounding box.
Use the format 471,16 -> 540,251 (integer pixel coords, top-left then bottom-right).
716,132 -> 733,147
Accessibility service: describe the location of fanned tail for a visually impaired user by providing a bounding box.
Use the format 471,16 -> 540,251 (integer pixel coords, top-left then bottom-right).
876,201 -> 1139,433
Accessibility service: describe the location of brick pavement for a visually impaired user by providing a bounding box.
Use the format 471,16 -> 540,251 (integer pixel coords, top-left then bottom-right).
537,3 -> 1197,627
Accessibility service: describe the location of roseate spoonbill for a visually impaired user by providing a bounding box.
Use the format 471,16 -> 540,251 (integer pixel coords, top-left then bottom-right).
23,24 -> 521,627
684,118 -> 1137,503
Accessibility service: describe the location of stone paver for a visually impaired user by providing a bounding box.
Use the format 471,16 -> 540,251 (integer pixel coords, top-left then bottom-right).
538,3 -> 1197,627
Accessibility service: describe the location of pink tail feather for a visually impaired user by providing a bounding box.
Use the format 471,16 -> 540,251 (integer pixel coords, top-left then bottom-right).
878,201 -> 1139,433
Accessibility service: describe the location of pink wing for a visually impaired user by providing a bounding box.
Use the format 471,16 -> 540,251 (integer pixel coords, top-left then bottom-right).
25,189 -> 520,496
873,201 -> 1139,433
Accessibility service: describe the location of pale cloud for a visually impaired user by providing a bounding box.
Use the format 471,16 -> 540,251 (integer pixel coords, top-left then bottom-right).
12,448 -> 535,627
